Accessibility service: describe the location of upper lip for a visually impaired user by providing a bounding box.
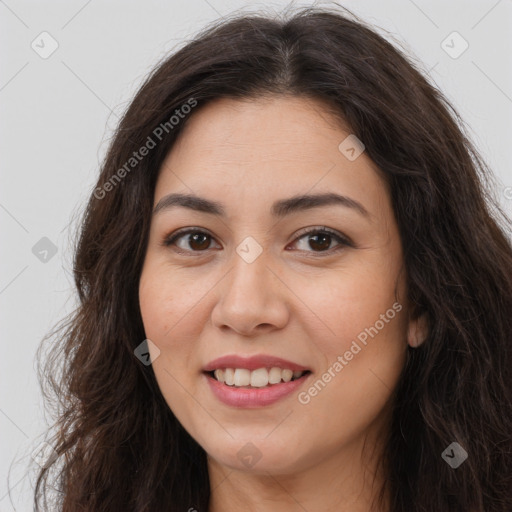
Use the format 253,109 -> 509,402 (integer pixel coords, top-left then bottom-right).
203,354 -> 311,372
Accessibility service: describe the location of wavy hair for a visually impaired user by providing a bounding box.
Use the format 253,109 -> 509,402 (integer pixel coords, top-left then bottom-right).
34,4 -> 512,511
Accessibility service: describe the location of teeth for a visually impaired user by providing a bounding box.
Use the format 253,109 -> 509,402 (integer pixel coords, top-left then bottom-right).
268,367 -> 282,384
282,369 -> 293,383
212,367 -> 306,387
234,369 -> 251,386
250,368 -> 269,388
224,368 -> 235,386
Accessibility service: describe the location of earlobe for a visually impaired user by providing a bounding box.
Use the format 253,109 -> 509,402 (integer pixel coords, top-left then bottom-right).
407,313 -> 428,348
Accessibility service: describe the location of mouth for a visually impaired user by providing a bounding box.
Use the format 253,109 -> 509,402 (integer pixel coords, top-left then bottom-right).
202,354 -> 312,407
203,367 -> 312,409
205,367 -> 312,389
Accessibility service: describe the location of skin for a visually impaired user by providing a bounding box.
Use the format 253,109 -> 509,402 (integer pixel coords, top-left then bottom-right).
138,95 -> 426,512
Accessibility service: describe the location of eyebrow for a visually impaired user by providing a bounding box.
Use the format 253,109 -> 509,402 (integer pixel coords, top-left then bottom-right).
152,192 -> 370,219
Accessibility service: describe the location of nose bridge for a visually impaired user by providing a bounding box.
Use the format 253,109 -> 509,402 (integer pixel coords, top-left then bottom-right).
226,240 -> 275,303
211,238 -> 289,334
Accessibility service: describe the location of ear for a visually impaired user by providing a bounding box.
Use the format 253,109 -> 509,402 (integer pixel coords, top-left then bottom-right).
407,312 -> 428,348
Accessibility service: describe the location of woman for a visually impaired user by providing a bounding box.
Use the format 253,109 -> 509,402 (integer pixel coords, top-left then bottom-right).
34,4 -> 512,511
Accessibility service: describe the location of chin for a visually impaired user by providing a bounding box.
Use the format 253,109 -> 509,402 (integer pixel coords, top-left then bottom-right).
203,433 -> 310,475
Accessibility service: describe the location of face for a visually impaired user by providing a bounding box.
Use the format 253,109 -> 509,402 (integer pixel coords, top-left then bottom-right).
139,95 -> 416,477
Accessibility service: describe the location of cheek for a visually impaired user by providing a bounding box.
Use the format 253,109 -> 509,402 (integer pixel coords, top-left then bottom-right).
139,260 -> 210,341
138,263 -> 203,422
306,264 -> 405,350
138,263 -> 197,386
296,262 -> 408,412
138,259 -> 223,406
294,307 -> 406,453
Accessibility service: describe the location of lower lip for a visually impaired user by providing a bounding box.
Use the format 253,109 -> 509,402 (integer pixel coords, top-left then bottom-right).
204,372 -> 311,408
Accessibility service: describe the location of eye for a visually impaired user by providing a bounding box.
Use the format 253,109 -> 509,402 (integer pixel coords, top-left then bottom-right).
162,228 -> 220,254
288,226 -> 353,255
162,226 -> 352,256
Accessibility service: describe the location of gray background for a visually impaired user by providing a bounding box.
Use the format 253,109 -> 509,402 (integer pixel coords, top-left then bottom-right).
1,0 -> 511,509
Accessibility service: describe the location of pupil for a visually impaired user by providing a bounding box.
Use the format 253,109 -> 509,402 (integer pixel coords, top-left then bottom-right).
190,233 -> 210,250
310,233 -> 331,251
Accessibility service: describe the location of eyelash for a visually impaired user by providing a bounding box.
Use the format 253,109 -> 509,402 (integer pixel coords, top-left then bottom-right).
161,226 -> 353,257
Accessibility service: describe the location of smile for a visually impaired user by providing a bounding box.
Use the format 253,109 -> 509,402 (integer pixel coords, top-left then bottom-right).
204,372 -> 312,408
203,354 -> 312,407
210,367 -> 308,387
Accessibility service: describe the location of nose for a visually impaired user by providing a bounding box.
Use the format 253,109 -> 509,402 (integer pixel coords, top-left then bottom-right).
210,248 -> 290,337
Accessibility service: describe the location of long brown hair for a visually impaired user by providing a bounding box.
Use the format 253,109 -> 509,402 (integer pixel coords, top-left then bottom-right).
34,4 -> 512,511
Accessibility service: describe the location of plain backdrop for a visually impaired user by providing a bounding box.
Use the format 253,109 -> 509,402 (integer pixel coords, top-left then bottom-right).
1,0 -> 511,509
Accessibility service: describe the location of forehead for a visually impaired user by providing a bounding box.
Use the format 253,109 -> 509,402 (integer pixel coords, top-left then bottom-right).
154,95 -> 389,218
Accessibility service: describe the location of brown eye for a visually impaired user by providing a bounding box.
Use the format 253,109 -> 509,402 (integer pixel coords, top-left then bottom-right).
291,227 -> 352,254
307,232 -> 333,251
163,229 -> 219,253
163,226 -> 352,256
187,232 -> 211,251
